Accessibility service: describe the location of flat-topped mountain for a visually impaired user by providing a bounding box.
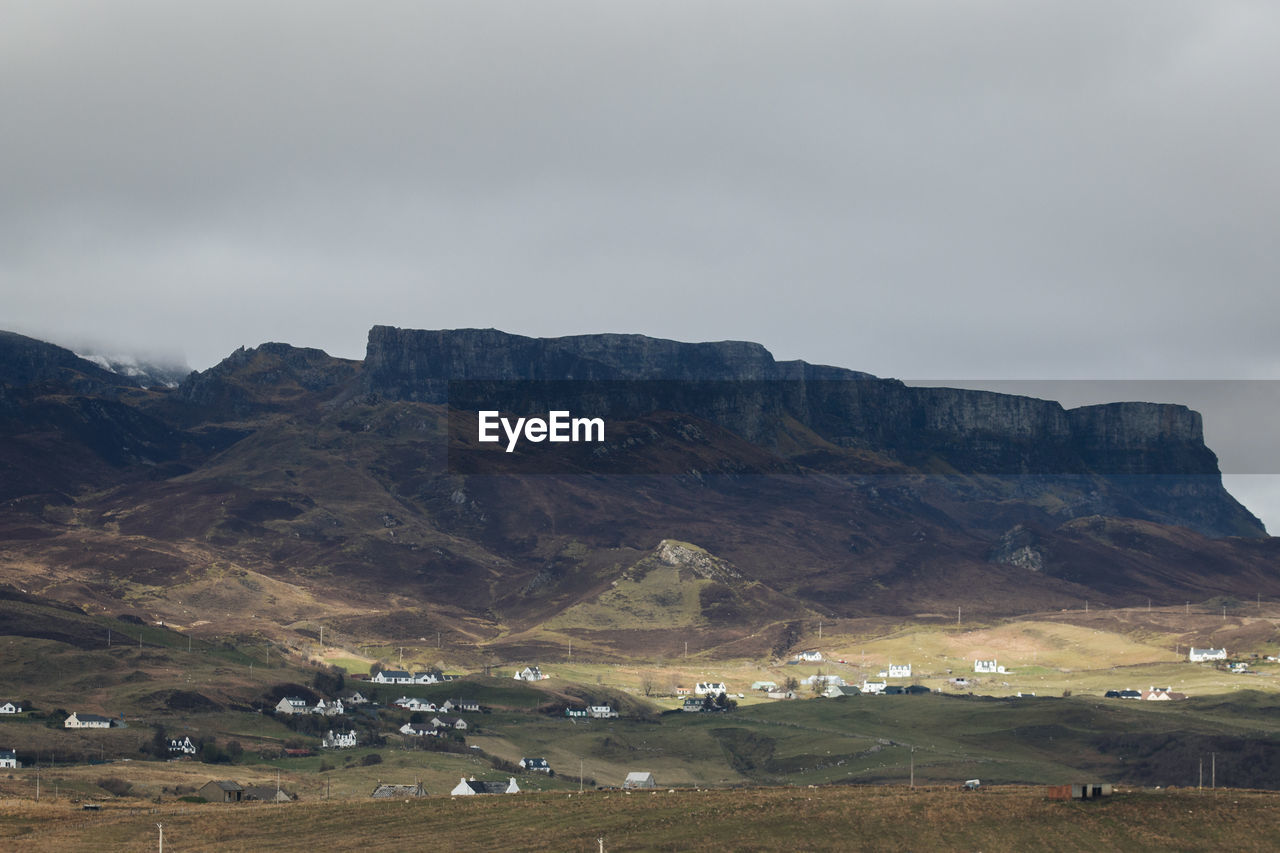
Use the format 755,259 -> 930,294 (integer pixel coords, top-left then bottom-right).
0,326 -> 1273,659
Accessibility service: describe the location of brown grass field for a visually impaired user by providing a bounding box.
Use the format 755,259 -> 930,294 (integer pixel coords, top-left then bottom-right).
3,785 -> 1280,851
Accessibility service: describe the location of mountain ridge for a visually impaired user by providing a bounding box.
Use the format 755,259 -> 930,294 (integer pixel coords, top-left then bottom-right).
0,325 -> 1274,660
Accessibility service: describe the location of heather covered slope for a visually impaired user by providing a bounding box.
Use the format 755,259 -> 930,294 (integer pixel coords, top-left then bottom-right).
0,327 -> 1274,655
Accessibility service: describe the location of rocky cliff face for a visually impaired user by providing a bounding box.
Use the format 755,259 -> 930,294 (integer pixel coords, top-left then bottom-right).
361,326 -> 1258,536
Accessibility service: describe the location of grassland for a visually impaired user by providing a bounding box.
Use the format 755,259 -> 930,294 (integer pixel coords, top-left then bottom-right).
4,786 -> 1280,852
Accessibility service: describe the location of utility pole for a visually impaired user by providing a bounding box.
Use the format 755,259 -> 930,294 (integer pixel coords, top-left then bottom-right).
1212,752 -> 1216,790
818,620 -> 822,640
957,607 -> 961,625
909,746 -> 914,788
580,759 -> 584,793
1085,600 -> 1089,613
1199,758 -> 1203,790
157,823 -> 163,853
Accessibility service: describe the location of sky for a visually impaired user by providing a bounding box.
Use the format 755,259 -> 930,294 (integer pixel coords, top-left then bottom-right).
2,2 -> 1277,528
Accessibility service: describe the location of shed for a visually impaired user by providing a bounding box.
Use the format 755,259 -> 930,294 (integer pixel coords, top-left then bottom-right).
624,771 -> 656,789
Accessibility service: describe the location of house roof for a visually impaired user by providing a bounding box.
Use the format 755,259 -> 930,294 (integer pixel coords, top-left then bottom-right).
204,780 -> 244,792
379,669 -> 413,679
522,757 -> 549,766
71,713 -> 114,723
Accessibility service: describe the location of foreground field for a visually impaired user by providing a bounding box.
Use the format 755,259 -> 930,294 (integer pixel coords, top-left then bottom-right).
3,785 -> 1280,852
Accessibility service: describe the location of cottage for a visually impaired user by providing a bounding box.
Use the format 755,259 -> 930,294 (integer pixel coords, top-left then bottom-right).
520,757 -> 551,773
860,680 -> 887,695
345,691 -> 371,705
1189,648 -> 1227,662
0,701 -> 24,715
794,650 -> 824,663
674,686 -> 691,696
587,705 -> 618,719
974,659 -> 1005,674
457,700 -> 482,713
695,682 -> 727,696
321,730 -> 358,749
751,681 -> 778,692
313,698 -> 345,716
886,663 -> 912,679
514,666 -> 544,681
168,736 -> 197,756
431,715 -> 468,730
398,722 -> 437,737
393,697 -> 436,713
682,698 -> 705,713
1141,687 -> 1188,701
413,671 -> 440,684
0,749 -> 17,769
372,669 -> 414,684
371,783 -> 427,798
242,785 -> 295,802
274,697 -> 309,715
198,780 -> 244,803
623,771 -> 656,789
565,708 -> 588,718
451,776 -> 520,795
64,712 -> 114,729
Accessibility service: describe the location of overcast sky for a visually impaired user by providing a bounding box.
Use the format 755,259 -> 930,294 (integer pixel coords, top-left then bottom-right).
3,2 -> 1277,528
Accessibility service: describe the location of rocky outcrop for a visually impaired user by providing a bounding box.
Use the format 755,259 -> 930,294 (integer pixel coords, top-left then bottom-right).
178,342 -> 359,419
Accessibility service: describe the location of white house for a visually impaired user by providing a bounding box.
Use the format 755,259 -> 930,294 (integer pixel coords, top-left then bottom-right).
346,691 -> 370,705
321,730 -> 358,749
0,749 -> 18,769
974,659 -> 1005,674
514,666 -> 544,681
1189,647 -> 1227,662
587,705 -> 618,719
168,736 -> 197,756
275,697 -> 309,715
393,697 -> 436,713
413,671 -> 439,684
313,698 -> 344,716
860,680 -> 887,695
399,722 -> 437,737
372,669 -> 415,684
451,776 -> 520,795
695,682 -> 727,696
64,712 -> 113,729
801,674 -> 846,687
623,771 -> 655,789
0,701 -> 23,715
886,663 -> 911,679
794,650 -> 823,663
519,757 -> 551,773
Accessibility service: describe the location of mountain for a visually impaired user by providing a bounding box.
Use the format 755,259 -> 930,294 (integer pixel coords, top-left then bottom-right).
0,326 -> 1274,661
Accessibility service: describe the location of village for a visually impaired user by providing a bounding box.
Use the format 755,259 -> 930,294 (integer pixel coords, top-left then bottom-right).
2,639 -> 1271,805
